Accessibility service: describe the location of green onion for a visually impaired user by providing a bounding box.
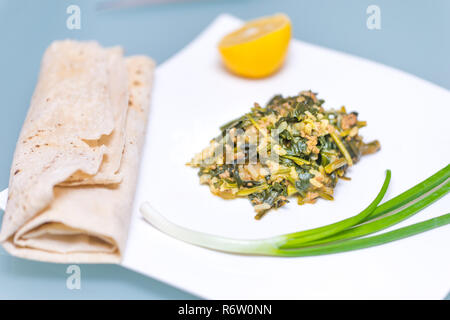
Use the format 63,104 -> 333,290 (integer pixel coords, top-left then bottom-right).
318,191 -> 334,200
287,184 -> 297,196
330,131 -> 353,166
356,121 -> 367,128
237,184 -> 270,196
272,168 -> 292,175
140,202 -> 450,257
281,155 -> 311,166
141,202 -> 276,255
140,165 -> 450,257
324,158 -> 347,174
247,114 -> 267,137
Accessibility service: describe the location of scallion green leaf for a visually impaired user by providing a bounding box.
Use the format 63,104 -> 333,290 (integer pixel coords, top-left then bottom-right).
276,170 -> 391,248
274,213 -> 450,257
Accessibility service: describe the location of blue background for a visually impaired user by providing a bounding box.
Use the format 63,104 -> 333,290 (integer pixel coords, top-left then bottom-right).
0,0 -> 448,299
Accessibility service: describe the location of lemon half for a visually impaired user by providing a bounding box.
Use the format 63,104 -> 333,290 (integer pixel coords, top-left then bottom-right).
218,13 -> 292,78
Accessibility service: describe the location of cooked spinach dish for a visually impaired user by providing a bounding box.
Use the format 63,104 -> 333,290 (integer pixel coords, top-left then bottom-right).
187,91 -> 380,219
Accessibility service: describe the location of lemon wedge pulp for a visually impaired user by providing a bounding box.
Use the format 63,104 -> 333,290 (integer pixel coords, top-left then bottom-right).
218,13 -> 292,78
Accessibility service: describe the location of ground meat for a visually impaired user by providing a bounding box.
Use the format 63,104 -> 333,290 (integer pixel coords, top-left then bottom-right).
341,113 -> 357,130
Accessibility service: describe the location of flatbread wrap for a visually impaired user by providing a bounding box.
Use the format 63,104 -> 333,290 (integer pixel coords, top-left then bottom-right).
0,40 -> 155,263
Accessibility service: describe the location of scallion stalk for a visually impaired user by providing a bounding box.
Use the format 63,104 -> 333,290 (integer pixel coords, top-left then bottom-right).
140,165 -> 450,257
237,184 -> 270,196
140,201 -> 450,257
141,202 -> 278,255
281,155 -> 311,166
330,131 -> 353,166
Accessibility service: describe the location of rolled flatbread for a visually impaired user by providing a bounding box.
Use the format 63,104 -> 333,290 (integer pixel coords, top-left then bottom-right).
0,40 -> 155,263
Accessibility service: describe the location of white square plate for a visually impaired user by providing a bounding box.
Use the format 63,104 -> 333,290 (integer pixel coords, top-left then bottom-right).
123,14 -> 450,299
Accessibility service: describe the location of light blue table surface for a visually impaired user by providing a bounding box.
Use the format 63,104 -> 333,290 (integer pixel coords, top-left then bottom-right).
0,0 -> 448,299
